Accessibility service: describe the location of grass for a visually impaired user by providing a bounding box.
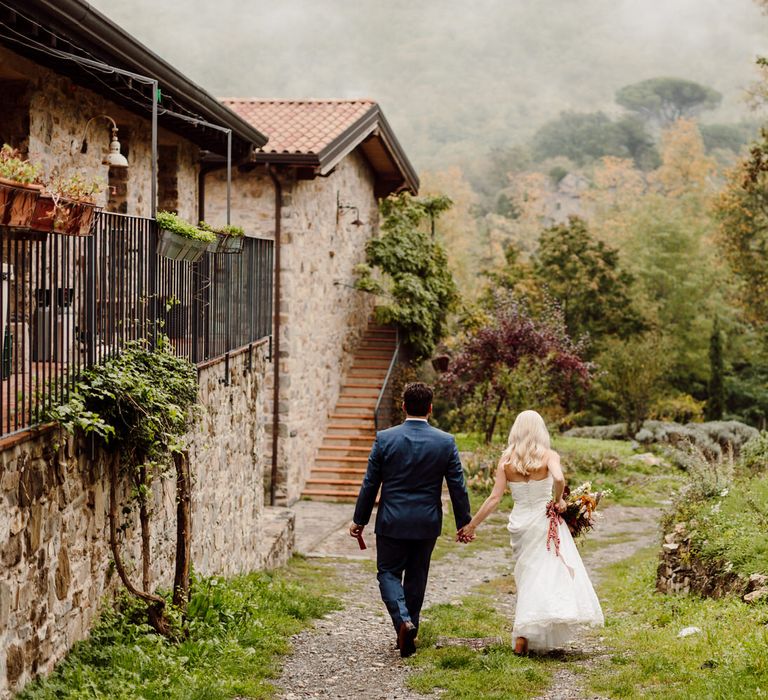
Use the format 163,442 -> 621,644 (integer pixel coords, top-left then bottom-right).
552,435 -> 686,508
18,558 -> 341,700
460,431 -> 685,509
406,586 -> 553,699
584,547 -> 768,699
683,473 -> 768,578
432,490 -> 514,561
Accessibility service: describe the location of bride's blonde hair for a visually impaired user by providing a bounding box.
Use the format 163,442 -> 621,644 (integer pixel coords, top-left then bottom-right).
499,410 -> 551,476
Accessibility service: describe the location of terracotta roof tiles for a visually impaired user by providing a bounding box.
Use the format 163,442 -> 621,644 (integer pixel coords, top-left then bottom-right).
221,98 -> 376,155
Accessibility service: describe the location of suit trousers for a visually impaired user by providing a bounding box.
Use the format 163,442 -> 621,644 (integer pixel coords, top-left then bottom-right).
376,534 -> 437,632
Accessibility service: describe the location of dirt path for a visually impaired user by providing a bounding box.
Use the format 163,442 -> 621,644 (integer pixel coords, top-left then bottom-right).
276,501 -> 660,700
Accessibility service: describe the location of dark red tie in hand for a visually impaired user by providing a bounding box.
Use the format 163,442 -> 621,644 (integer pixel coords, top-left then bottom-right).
356,533 -> 367,550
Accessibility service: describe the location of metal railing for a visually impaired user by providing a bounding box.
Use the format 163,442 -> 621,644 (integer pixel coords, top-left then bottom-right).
0,211 -> 273,438
373,329 -> 401,432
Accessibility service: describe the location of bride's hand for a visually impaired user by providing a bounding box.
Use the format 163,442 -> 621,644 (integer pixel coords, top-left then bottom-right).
456,524 -> 476,543
555,498 -> 567,513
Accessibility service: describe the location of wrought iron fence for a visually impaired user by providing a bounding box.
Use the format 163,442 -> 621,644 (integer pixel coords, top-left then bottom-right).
0,211 -> 273,438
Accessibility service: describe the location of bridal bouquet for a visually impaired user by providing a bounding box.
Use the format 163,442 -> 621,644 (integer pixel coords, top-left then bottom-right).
561,482 -> 609,538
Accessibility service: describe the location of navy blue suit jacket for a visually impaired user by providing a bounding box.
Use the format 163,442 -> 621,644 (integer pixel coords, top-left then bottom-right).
352,419 -> 472,540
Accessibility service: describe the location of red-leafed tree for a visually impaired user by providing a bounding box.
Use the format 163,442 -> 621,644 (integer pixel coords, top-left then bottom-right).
440,299 -> 592,442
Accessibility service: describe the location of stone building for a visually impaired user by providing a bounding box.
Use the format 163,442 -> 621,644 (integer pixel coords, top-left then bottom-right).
0,2 -> 276,696
0,2 -> 422,697
204,99 -> 419,504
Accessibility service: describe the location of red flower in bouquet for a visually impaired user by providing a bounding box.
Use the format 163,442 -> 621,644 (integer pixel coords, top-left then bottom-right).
561,482 -> 609,538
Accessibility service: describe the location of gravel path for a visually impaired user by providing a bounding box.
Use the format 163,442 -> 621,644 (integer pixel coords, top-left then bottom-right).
276,501 -> 661,700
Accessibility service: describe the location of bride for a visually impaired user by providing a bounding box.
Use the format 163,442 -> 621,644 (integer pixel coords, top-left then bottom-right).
457,410 -> 603,654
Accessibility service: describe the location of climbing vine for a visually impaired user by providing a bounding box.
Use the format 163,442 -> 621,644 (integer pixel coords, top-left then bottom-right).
49,334 -> 199,636
354,192 -> 459,361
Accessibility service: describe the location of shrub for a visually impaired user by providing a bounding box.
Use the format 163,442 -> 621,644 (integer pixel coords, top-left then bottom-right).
665,439 -> 735,499
651,393 -> 705,423
562,423 -> 629,441
739,431 -> 768,475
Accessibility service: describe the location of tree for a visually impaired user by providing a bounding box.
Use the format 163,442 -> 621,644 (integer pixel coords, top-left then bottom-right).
595,333 -> 671,436
532,216 -> 646,347
706,317 -> 725,420
714,129 -> 768,326
355,193 -> 459,361
615,78 -> 722,129
440,300 -> 592,442
532,111 -> 632,166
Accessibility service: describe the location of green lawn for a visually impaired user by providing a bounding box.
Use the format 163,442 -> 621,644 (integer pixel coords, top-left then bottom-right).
406,584 -> 554,699
18,558 -> 341,700
583,547 -> 768,699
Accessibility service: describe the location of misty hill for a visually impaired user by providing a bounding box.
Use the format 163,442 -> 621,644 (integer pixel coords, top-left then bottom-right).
89,0 -> 768,171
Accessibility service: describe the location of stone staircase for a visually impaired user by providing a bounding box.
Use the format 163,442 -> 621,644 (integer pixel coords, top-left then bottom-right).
301,322 -> 397,501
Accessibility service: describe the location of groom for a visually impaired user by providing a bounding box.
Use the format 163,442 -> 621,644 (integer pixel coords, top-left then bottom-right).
349,382 -> 472,657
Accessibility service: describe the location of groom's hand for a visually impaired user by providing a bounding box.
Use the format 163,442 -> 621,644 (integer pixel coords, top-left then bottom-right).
349,522 -> 364,538
456,525 -> 475,543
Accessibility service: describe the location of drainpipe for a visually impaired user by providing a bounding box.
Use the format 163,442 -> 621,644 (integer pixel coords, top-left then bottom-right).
268,165 -> 282,506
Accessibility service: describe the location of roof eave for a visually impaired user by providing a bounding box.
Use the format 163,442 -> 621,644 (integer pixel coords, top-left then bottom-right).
3,0 -> 268,150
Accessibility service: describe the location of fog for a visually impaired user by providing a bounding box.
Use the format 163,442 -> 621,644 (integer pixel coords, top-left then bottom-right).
89,0 -> 768,168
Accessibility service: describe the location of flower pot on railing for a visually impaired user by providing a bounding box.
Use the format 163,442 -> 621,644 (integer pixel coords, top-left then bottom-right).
0,144 -> 44,231
0,178 -> 43,228
155,211 -> 216,263
30,194 -> 99,236
157,228 -> 210,263
200,222 -> 246,254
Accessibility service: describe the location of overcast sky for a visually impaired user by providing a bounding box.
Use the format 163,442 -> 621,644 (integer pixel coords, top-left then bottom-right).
90,0 -> 768,168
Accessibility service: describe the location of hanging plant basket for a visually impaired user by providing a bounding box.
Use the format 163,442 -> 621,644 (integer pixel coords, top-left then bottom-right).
0,178 -> 43,229
207,232 -> 245,254
157,227 -> 210,263
30,194 -> 99,236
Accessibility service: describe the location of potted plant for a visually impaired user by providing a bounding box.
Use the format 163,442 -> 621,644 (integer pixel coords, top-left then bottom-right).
156,211 -> 216,263
31,173 -> 103,236
0,144 -> 44,231
200,221 -> 246,254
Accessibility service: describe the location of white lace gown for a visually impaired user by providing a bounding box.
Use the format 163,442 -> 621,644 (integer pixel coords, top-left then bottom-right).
507,474 -> 604,651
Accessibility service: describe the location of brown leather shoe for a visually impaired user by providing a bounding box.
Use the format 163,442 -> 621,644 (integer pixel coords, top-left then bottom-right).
398,621 -> 417,657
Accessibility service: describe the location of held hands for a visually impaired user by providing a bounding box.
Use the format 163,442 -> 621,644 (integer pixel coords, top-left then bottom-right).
456,524 -> 476,543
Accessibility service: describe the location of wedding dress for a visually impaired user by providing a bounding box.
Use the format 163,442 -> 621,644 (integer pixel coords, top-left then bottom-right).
507,474 -> 604,651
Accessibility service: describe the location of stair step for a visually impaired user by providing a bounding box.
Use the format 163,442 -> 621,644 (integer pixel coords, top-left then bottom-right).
301,489 -> 360,500
326,423 -> 376,432
312,467 -> 367,475
336,400 -> 376,408
323,433 -> 374,441
306,478 -> 362,486
340,389 -> 380,397
330,413 -> 375,419
319,445 -> 371,453
343,382 -> 384,389
317,455 -> 368,463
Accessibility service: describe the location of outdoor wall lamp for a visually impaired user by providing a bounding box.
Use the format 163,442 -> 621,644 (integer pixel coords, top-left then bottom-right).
72,114 -> 129,168
336,192 -> 364,226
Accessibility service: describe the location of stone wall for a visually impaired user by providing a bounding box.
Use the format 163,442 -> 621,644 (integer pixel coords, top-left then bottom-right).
0,343 -> 271,698
205,151 -> 379,503
0,46 -> 199,222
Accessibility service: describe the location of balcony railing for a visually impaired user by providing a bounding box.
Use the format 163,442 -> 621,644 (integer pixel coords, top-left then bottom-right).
0,211 -> 273,439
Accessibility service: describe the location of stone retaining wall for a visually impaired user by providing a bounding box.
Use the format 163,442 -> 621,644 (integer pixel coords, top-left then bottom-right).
0,343 -> 276,698
656,521 -> 768,603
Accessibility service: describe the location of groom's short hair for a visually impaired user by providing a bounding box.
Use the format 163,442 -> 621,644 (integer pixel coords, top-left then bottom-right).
403,382 -> 433,416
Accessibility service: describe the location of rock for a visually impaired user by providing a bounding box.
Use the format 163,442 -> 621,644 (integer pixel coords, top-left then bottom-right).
747,573 -> 768,591
743,588 -> 768,604
677,626 -> 702,638
662,543 -> 680,552
54,546 -> 71,600
629,452 -> 664,467
6,644 -> 24,684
